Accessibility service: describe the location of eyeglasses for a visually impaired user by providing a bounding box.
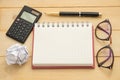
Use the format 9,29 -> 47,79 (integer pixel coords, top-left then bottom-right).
95,19 -> 114,69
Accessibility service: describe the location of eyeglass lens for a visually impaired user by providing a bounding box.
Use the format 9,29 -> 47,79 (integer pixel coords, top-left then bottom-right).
95,19 -> 114,69
95,19 -> 112,40
96,46 -> 114,69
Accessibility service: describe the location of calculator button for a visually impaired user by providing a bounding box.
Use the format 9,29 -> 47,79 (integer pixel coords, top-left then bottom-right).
16,18 -> 20,21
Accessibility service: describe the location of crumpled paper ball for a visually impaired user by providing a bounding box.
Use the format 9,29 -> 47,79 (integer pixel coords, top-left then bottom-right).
6,44 -> 29,65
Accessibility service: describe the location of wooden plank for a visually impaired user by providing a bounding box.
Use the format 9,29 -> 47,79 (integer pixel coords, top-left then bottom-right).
0,30 -> 120,56
0,56 -> 120,80
0,1 -> 120,80
0,0 -> 120,7
0,7 -> 120,30
0,7 -> 120,56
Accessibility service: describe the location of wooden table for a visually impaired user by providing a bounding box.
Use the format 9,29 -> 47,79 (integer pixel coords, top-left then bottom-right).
0,0 -> 120,80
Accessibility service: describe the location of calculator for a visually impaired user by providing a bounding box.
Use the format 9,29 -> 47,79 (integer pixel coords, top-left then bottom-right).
6,6 -> 42,43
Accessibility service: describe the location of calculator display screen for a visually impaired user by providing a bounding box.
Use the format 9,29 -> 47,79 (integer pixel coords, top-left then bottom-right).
20,11 -> 37,23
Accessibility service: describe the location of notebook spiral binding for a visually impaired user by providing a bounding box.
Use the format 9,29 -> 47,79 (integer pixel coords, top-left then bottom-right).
36,22 -> 91,28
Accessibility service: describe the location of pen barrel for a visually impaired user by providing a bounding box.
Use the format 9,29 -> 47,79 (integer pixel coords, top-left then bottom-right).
60,12 -> 79,16
81,12 -> 99,17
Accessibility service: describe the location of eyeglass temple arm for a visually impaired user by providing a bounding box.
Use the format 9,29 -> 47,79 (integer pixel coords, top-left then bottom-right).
97,26 -> 110,35
98,26 -> 112,44
98,49 -> 112,67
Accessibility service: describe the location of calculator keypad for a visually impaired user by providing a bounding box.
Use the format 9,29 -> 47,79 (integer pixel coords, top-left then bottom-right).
6,18 -> 33,43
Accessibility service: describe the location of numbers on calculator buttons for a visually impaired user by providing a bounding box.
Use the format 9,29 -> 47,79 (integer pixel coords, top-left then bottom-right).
6,18 -> 33,43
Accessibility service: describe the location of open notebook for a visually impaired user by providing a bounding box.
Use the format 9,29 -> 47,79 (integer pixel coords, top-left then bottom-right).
32,22 -> 94,69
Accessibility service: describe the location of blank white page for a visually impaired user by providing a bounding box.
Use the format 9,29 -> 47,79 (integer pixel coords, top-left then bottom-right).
33,22 -> 94,67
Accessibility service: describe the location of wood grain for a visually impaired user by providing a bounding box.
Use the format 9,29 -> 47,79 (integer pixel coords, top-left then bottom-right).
0,7 -> 120,30
0,0 -> 120,7
0,57 -> 120,80
0,0 -> 120,80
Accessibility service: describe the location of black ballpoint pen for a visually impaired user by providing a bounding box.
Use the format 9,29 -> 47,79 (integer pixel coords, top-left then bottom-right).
45,12 -> 102,17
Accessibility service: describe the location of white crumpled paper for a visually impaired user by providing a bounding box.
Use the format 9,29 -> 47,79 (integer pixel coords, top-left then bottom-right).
6,44 -> 29,65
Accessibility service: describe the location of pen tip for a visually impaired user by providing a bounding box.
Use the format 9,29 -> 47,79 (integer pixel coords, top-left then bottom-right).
45,12 -> 59,16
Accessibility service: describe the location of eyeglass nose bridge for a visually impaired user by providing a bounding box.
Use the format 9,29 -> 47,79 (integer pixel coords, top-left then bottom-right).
95,19 -> 114,69
110,37 -> 112,44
